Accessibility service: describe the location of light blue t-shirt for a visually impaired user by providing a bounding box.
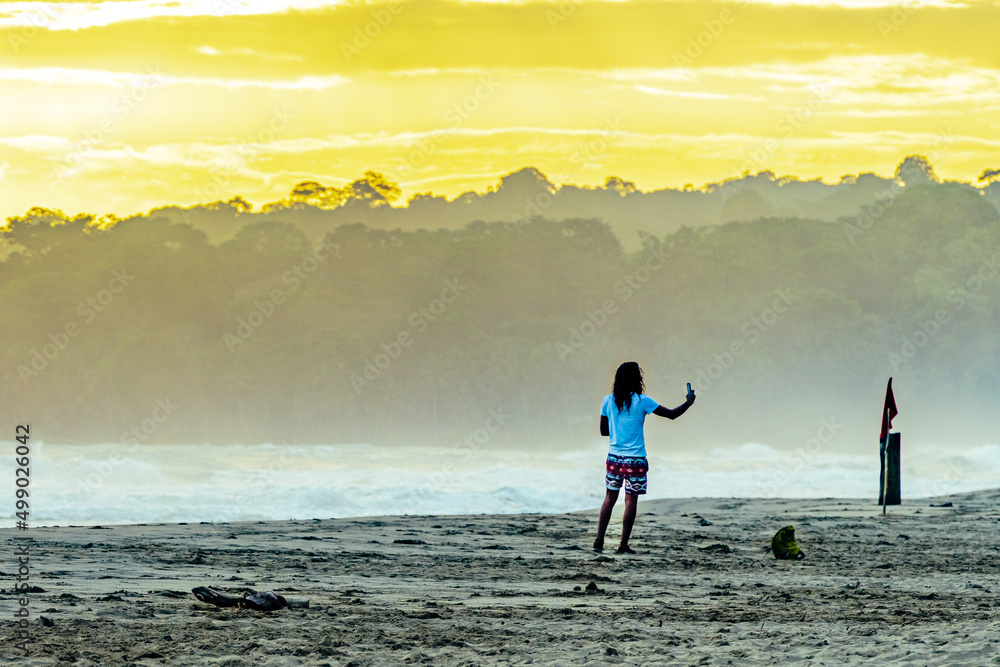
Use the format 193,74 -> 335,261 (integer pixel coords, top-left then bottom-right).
601,393 -> 660,458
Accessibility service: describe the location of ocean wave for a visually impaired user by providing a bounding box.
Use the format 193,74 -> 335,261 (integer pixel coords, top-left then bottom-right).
2,441 -> 997,525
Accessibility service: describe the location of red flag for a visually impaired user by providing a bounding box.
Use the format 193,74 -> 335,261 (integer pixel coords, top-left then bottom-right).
880,377 -> 898,442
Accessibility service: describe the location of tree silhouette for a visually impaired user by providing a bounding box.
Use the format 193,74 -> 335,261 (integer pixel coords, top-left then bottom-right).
2,166 -> 999,448
979,168 -> 1000,184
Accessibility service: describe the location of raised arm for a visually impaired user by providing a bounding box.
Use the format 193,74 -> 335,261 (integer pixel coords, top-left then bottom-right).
653,393 -> 695,420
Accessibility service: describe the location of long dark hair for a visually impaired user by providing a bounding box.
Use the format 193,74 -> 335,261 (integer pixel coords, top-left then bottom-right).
612,361 -> 644,414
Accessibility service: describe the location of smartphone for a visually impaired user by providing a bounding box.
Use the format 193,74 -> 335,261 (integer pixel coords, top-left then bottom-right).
686,382 -> 693,394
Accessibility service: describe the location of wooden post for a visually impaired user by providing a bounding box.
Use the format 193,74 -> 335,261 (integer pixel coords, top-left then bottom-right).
878,432 -> 901,506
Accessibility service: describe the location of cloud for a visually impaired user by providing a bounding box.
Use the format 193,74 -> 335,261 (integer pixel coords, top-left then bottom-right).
723,0 -> 967,6
12,126 -> 997,176
825,130 -> 1000,149
194,45 -> 304,61
604,54 -> 1000,112
826,108 -> 950,118
0,0 -> 348,31
0,0 -> 971,34
633,85 -> 760,101
0,135 -> 74,152
0,66 -> 349,90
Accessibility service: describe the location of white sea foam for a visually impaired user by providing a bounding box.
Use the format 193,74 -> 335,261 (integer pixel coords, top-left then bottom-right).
3,440 -> 999,526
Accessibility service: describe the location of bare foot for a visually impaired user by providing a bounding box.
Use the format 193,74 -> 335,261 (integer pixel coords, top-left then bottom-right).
616,545 -> 637,555
592,539 -> 604,552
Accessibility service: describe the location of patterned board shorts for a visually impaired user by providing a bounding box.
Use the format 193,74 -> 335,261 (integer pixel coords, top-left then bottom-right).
605,454 -> 649,495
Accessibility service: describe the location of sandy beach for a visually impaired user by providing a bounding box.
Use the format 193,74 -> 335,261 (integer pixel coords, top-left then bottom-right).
4,491 -> 1000,666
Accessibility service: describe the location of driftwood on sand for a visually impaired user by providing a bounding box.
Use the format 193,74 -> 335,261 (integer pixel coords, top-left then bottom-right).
192,586 -> 309,611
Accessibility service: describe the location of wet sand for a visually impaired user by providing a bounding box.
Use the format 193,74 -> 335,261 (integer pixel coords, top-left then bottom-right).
3,491 -> 1000,666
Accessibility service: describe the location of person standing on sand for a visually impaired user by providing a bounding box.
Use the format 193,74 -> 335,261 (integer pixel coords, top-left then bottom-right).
594,361 -> 695,554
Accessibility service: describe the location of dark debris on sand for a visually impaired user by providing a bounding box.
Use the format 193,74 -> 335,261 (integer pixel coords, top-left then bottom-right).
6,493 -> 1000,665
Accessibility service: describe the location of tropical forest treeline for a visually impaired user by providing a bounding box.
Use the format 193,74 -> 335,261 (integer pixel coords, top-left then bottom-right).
2,161 -> 999,450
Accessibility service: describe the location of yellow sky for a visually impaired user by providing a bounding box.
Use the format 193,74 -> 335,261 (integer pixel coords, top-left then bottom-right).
1,0 -> 998,217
